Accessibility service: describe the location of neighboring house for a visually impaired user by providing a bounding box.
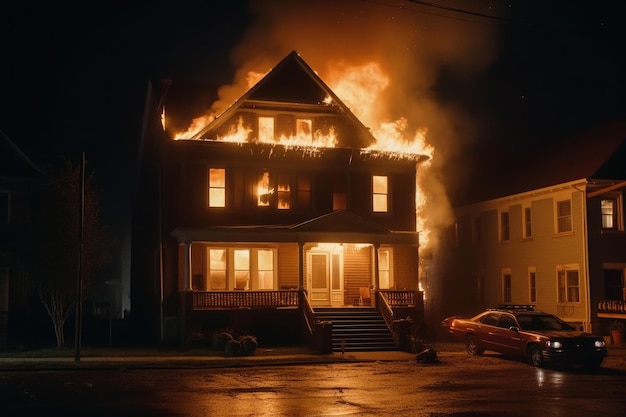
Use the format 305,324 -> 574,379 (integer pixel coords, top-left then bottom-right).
132,51 -> 429,350
0,130 -> 43,348
436,118 -> 626,336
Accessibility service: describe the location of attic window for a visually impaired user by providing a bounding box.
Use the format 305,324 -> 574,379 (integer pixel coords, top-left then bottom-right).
258,117 -> 274,142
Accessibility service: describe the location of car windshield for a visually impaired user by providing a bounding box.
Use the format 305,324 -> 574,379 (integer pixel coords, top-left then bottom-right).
516,314 -> 575,331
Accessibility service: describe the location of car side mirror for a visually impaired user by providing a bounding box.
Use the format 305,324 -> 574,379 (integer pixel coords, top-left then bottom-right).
509,326 -> 520,332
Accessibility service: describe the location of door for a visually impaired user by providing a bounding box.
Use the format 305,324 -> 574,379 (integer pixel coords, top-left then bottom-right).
308,252 -> 330,306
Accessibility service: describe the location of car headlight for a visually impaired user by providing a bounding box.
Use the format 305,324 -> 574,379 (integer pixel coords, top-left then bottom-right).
595,339 -> 606,348
546,340 -> 562,349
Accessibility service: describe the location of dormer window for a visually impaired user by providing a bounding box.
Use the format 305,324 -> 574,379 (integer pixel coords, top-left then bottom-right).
372,175 -> 388,212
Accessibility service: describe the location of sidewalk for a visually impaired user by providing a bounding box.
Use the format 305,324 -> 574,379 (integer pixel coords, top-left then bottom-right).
1,342 -> 624,371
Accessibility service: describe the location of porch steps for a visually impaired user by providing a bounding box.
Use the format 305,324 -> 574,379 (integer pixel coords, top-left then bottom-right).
314,307 -> 397,352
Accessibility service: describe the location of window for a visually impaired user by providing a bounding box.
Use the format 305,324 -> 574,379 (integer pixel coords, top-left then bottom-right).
556,199 -> 572,233
257,171 -> 273,207
277,174 -> 290,209
234,249 -> 250,290
0,191 -> 8,224
500,211 -> 510,241
378,248 -> 393,289
523,206 -> 532,238
499,314 -> 517,330
296,175 -> 311,210
372,175 -> 388,212
208,249 -> 227,290
296,118 -> 312,141
258,116 -> 274,142
604,269 -> 624,300
601,197 -> 619,230
208,168 -> 226,208
206,247 -> 276,291
557,266 -> 580,302
502,270 -> 512,303
528,268 -> 537,303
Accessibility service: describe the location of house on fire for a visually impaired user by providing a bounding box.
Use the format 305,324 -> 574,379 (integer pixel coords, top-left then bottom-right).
132,51 -> 430,351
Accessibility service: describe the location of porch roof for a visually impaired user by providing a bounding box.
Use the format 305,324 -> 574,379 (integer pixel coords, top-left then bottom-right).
170,210 -> 420,246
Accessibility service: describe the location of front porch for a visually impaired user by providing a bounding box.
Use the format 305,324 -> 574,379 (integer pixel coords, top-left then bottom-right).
183,289 -> 424,352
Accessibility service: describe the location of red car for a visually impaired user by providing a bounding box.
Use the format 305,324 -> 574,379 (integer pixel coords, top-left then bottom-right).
441,305 -> 608,368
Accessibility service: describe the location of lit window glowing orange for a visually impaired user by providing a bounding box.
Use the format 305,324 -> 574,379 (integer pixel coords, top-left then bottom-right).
208,168 -> 226,207
257,249 -> 274,290
372,175 -> 388,212
277,174 -> 290,209
258,116 -> 274,142
296,118 -> 312,141
234,249 -> 250,290
257,172 -> 273,206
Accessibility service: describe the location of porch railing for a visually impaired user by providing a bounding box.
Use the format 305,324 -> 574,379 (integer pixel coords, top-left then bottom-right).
598,299 -> 626,315
192,290 -> 300,310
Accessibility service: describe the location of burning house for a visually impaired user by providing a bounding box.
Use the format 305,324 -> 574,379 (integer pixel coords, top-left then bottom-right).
132,51 -> 431,351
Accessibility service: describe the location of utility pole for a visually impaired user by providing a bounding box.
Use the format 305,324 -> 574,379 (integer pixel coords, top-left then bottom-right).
74,152 -> 85,362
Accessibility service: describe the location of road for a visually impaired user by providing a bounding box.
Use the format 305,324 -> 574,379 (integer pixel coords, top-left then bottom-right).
1,351 -> 626,416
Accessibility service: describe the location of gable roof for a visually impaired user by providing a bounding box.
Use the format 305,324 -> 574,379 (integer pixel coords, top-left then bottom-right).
0,130 -> 42,177
190,51 -> 377,147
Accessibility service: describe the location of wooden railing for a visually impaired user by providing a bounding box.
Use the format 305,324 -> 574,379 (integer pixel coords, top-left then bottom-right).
379,290 -> 418,307
300,291 -> 316,334
192,290 -> 300,310
377,291 -> 395,331
598,299 -> 626,315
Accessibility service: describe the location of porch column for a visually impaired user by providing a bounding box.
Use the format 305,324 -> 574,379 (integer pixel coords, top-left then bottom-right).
182,242 -> 192,291
373,243 -> 380,307
298,241 -> 305,290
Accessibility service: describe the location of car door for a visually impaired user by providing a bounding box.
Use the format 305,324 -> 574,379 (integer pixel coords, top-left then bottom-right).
477,312 -> 501,351
491,313 -> 524,356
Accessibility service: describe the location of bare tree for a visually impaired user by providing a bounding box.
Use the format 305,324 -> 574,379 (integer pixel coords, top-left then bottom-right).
27,158 -> 110,348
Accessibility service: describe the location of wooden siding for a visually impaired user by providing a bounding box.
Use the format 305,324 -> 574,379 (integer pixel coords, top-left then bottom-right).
392,245 -> 418,290
343,246 -> 372,305
277,244 -> 299,289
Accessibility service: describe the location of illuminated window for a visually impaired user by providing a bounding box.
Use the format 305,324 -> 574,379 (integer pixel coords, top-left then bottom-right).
372,175 -> 388,212
556,199 -> 572,233
502,270 -> 512,303
208,249 -> 227,290
234,249 -> 250,290
258,117 -> 274,142
0,191 -> 9,224
208,168 -> 226,208
296,118 -> 312,141
523,206 -> 532,238
257,171 -> 273,206
500,211 -> 510,241
277,174 -> 290,209
257,249 -> 274,290
557,266 -> 579,302
601,197 -> 621,230
297,175 -> 311,210
528,268 -> 536,303
378,248 -> 393,289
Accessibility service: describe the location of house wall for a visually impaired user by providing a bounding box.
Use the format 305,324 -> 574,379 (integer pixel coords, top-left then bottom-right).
438,182 -> 591,329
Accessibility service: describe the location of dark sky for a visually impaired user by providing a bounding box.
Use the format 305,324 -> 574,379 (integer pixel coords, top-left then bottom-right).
2,0 -> 626,227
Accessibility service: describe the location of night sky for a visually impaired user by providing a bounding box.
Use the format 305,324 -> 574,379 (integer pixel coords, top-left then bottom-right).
2,0 -> 626,230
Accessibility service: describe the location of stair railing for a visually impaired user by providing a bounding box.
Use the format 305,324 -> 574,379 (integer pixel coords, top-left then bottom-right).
377,291 -> 396,333
300,290 -> 316,334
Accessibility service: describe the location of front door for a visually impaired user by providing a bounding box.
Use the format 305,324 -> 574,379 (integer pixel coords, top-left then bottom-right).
308,252 -> 329,306
307,250 -> 344,307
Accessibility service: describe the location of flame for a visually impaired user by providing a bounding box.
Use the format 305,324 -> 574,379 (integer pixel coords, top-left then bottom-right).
174,114 -> 215,139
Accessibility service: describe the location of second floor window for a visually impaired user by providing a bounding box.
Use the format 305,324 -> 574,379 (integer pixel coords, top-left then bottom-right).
556,199 -> 572,233
372,175 -> 388,212
601,197 -> 619,229
524,206 -> 532,238
208,168 -> 226,208
277,174 -> 290,209
500,211 -> 510,241
557,266 -> 580,302
297,175 -> 311,210
258,116 -> 274,142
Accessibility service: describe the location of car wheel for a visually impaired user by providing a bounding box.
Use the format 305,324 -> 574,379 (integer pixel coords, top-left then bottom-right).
527,344 -> 543,367
465,334 -> 483,356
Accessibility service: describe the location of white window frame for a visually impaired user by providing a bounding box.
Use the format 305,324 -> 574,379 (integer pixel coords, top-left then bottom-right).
499,210 -> 510,242
502,269 -> 512,303
377,248 -> 394,289
372,175 -> 389,213
600,193 -> 623,231
556,264 -> 580,303
528,267 -> 537,304
206,247 -> 277,291
208,168 -> 226,208
555,199 -> 573,234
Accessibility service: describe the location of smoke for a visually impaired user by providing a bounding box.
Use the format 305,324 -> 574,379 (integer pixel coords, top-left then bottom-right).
199,0 -> 501,251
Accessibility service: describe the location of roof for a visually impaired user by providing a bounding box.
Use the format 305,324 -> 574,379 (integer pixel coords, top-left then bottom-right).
170,210 -> 419,246
0,130 -> 42,177
189,51 -> 378,148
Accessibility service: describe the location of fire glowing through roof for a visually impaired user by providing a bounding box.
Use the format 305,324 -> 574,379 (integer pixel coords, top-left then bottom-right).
171,59 -> 435,248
